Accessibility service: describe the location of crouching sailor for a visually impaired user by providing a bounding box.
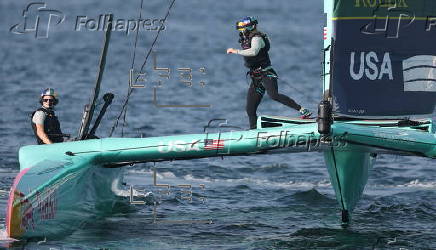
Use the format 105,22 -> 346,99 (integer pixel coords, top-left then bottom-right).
31,88 -> 64,144
226,17 -> 312,129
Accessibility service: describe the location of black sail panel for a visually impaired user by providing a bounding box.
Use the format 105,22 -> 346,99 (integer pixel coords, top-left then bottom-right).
331,0 -> 436,117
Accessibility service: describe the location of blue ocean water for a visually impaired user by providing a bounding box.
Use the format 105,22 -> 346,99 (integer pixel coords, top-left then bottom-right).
0,0 -> 435,249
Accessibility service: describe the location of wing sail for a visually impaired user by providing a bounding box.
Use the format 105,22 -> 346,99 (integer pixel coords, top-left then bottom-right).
329,0 -> 436,117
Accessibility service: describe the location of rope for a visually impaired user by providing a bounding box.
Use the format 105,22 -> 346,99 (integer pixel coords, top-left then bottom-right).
130,0 -> 144,71
245,71 -> 318,105
275,77 -> 319,105
109,0 -> 176,137
330,147 -> 346,211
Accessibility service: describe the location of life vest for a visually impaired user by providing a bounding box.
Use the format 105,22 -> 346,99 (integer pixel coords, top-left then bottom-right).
239,31 -> 271,69
31,108 -> 63,144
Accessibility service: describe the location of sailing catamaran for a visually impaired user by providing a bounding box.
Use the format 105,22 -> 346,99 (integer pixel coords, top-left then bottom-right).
6,0 -> 435,239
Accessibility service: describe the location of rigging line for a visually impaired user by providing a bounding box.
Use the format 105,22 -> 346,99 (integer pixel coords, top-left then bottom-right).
109,0 -> 176,137
121,104 -> 129,136
244,74 -> 318,105
131,0 -> 144,70
279,77 -> 319,104
121,0 -> 175,136
330,146 -> 346,211
109,0 -> 144,137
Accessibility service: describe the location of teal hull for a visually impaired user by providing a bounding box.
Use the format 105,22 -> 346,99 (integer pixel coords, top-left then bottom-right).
8,121 -> 320,238
7,116 -> 435,238
6,158 -> 124,238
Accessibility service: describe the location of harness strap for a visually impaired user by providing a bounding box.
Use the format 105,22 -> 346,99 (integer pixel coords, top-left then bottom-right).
247,67 -> 277,79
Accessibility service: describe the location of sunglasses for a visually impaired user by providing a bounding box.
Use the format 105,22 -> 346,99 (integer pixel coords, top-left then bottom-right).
43,99 -> 55,103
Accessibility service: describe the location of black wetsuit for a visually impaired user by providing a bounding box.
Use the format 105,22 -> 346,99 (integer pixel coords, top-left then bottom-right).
239,31 -> 301,129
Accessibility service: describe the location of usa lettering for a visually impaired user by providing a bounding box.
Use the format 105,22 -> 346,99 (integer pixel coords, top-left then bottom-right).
158,140 -> 201,153
349,52 -> 393,81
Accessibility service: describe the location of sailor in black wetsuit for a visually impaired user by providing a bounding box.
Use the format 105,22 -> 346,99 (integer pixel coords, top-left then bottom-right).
31,88 -> 64,144
227,17 -> 312,129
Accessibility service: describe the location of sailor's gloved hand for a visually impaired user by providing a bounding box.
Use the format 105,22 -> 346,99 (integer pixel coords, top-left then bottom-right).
227,48 -> 237,54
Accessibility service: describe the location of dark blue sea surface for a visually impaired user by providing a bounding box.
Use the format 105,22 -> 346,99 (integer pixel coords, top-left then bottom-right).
0,0 -> 435,249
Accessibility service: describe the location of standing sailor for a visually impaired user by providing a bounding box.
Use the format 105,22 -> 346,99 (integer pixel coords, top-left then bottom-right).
31,88 -> 64,144
227,17 -> 312,129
